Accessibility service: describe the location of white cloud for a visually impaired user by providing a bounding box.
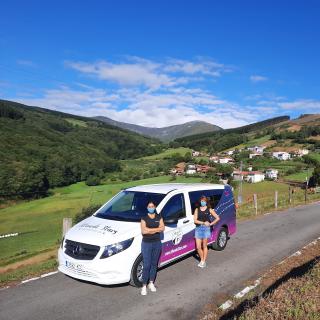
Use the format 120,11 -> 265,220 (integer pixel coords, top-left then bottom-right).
278,99 -> 320,111
65,56 -> 231,89
15,85 -> 260,128
250,75 -> 268,83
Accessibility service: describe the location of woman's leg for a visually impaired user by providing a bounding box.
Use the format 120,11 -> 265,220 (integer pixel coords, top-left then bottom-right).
141,241 -> 152,285
202,238 -> 208,262
196,238 -> 204,262
149,241 -> 162,282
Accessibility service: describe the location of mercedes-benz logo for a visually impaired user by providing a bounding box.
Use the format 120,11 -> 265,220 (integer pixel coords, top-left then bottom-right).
73,245 -> 81,255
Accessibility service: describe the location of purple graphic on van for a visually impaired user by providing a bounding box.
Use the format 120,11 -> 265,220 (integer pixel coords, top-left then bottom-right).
159,185 -> 236,265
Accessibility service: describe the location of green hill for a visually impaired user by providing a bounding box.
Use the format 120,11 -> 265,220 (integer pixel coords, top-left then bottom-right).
0,99 -> 162,199
173,116 -> 290,152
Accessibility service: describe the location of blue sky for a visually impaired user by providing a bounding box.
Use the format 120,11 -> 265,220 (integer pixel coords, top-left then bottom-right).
1,0 -> 320,128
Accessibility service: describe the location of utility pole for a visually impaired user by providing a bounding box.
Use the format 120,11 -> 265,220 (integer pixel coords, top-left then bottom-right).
238,160 -> 243,204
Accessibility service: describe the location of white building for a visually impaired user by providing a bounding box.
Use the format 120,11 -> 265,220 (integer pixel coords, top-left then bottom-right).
246,171 -> 265,183
186,164 -> 197,175
218,157 -> 233,164
272,152 -> 291,161
247,146 -> 265,154
265,168 -> 278,180
232,170 -> 265,183
249,153 -> 263,159
293,149 -> 309,157
226,150 -> 235,155
192,151 -> 200,157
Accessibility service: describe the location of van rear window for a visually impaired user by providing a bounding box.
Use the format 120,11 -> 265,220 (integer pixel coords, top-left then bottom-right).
188,189 -> 223,214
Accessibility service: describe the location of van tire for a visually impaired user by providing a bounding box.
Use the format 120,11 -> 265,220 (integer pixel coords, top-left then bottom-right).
212,227 -> 228,251
130,255 -> 143,287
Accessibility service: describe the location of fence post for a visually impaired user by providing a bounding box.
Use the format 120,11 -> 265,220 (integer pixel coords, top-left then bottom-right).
275,190 -> 278,209
304,183 -> 307,204
253,193 -> 258,215
289,186 -> 292,204
62,218 -> 72,237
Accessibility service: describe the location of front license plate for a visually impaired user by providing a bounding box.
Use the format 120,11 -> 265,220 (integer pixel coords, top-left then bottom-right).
65,260 -> 84,271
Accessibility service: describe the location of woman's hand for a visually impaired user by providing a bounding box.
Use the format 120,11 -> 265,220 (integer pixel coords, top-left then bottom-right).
209,209 -> 220,226
204,221 -> 210,226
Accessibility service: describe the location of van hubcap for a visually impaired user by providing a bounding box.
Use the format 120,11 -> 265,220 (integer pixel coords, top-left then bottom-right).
219,231 -> 227,247
137,261 -> 143,281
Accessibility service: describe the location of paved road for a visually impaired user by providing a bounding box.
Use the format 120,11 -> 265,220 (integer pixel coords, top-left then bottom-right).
1,202 -> 319,320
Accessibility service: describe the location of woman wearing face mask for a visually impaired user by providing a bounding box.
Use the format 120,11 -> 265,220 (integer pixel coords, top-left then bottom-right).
140,201 -> 165,295
194,195 -> 220,268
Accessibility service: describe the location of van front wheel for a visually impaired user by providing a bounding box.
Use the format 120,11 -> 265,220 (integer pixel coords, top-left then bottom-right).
212,227 -> 228,251
130,255 -> 143,287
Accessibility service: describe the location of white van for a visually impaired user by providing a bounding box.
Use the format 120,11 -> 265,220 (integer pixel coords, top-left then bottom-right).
58,183 -> 236,286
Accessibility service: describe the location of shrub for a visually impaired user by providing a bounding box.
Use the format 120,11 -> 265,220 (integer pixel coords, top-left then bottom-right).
73,205 -> 102,224
85,175 -> 101,186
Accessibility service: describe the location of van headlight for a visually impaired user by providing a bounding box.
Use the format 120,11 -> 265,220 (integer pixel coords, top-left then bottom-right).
100,238 -> 134,259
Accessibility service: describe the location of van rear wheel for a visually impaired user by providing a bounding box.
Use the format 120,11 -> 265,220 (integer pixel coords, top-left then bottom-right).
212,227 -> 228,251
130,255 -> 143,287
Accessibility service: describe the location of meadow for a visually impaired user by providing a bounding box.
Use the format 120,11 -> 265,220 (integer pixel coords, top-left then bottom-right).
0,175 -> 201,268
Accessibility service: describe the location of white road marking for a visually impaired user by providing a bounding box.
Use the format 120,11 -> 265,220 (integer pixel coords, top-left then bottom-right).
219,300 -> 233,310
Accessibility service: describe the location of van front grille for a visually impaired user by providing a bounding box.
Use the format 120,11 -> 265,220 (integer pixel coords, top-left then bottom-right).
64,239 -> 100,260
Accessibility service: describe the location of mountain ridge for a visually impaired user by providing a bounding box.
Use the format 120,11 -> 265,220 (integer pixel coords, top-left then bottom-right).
94,115 -> 222,141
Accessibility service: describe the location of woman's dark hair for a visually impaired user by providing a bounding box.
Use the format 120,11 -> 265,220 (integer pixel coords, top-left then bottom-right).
147,201 -> 157,207
199,195 -> 211,208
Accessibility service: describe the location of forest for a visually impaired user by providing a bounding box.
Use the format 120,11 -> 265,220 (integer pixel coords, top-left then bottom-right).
0,100 -> 162,199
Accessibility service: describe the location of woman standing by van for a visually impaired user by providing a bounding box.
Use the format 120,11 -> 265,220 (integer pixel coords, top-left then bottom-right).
140,201 -> 165,295
194,195 -> 220,268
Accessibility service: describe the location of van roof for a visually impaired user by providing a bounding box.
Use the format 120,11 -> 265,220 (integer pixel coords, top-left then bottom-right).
126,183 -> 225,194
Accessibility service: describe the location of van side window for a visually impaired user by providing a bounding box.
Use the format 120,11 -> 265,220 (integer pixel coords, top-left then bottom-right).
161,194 -> 186,220
189,189 -> 223,214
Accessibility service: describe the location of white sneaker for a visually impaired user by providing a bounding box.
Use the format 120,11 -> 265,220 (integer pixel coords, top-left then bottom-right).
148,282 -> 157,292
141,286 -> 147,296
199,261 -> 206,268
197,261 -> 202,267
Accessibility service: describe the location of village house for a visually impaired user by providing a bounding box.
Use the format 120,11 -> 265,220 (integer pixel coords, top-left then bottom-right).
226,150 -> 235,156
265,168 -> 278,180
218,157 -> 234,164
196,164 -> 211,174
170,162 -> 186,176
186,164 -> 197,175
247,145 -> 265,154
192,150 -> 200,157
272,151 -> 291,161
249,153 -> 263,159
246,171 -> 265,183
292,149 -> 309,157
209,155 -> 219,162
232,170 -> 265,183
232,170 -> 248,181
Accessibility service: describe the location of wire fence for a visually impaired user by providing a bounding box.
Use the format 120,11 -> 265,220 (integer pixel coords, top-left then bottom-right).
237,187 -> 320,218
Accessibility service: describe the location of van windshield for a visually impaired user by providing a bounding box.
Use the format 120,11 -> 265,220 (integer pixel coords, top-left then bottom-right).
95,191 -> 166,222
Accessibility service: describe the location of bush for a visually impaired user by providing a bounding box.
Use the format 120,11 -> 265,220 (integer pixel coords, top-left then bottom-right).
85,175 -> 101,186
73,205 -> 102,224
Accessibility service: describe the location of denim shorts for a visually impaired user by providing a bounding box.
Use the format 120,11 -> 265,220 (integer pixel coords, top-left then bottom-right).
195,225 -> 211,239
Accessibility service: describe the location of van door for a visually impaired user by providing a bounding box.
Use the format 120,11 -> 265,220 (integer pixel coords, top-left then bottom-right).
158,193 -> 195,266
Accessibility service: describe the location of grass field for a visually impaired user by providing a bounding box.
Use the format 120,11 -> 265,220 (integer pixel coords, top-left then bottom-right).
223,135 -> 272,151
0,175 -> 202,268
139,147 -> 192,160
284,170 -> 310,182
